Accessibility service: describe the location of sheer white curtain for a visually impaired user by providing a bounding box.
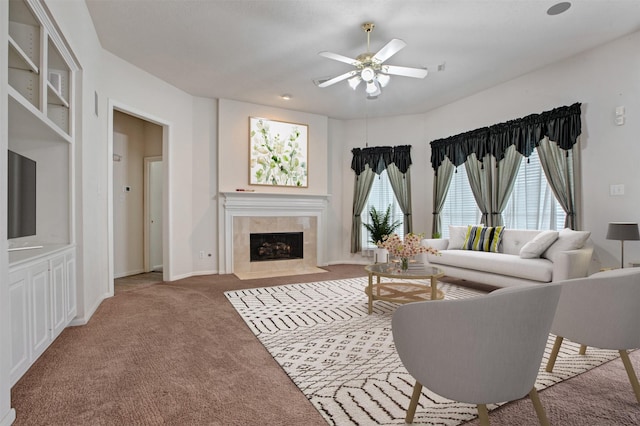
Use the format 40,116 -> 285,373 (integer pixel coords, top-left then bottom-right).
440,165 -> 481,238
361,170 -> 405,249
502,149 -> 565,230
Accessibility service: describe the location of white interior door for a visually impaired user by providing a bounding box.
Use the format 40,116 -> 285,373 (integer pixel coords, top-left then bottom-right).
144,157 -> 163,272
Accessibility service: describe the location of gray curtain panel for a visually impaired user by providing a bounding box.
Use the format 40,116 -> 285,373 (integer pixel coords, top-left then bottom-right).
537,137 -> 576,229
492,145 -> 522,226
464,153 -> 492,225
350,166 -> 375,253
432,159 -> 454,238
387,163 -> 413,235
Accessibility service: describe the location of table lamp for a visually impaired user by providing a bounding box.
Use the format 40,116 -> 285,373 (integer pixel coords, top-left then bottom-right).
606,222 -> 640,268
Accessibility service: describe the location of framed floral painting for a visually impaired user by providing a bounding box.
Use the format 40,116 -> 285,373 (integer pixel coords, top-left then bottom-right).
249,117 -> 308,187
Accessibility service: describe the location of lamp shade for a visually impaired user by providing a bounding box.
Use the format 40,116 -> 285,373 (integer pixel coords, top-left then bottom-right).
606,222 -> 640,241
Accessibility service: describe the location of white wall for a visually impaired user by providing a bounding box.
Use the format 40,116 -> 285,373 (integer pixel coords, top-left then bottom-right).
191,97 -> 217,274
330,30 -> 640,268
218,99 -> 329,195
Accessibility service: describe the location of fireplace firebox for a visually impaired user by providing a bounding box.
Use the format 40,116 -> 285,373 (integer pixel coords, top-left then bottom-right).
250,232 -> 303,262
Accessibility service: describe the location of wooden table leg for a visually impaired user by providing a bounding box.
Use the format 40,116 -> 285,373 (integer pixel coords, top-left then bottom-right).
368,272 -> 373,314
430,276 -> 437,300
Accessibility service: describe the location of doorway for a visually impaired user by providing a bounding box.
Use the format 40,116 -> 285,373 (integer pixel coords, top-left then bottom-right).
108,102 -> 169,295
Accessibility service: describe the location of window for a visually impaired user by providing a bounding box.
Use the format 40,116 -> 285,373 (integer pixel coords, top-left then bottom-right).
441,150 -> 565,237
440,165 -> 480,238
361,170 -> 404,249
502,149 -> 565,230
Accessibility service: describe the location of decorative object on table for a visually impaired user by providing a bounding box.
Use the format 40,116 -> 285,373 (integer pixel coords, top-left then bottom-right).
249,117 -> 308,187
606,222 -> 640,268
363,205 -> 401,263
380,232 -> 439,271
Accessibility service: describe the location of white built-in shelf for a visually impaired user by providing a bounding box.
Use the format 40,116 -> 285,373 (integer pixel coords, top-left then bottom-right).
8,35 -> 39,73
8,85 -> 72,143
46,81 -> 69,108
8,243 -> 73,268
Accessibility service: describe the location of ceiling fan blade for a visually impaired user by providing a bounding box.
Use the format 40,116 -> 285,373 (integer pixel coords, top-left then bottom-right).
383,65 -> 428,79
317,70 -> 358,88
372,39 -> 406,63
318,51 -> 360,66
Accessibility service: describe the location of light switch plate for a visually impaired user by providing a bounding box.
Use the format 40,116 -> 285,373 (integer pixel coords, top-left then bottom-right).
610,184 -> 625,196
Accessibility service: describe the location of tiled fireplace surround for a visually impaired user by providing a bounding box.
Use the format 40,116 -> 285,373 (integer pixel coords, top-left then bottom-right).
220,192 -> 329,274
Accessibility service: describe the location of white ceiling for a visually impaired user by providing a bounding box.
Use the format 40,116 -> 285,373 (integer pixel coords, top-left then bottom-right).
84,0 -> 640,120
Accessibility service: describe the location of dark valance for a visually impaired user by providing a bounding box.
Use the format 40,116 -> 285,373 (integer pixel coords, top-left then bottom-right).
430,103 -> 582,171
351,145 -> 412,176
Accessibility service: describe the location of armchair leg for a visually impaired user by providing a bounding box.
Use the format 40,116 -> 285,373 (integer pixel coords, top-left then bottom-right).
477,404 -> 490,426
529,387 -> 550,426
546,336 -> 564,372
405,381 -> 422,423
619,350 -> 640,403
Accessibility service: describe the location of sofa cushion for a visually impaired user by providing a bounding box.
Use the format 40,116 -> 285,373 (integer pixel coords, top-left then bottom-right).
542,228 -> 591,262
462,225 -> 504,252
500,229 -> 543,255
427,250 -> 553,282
448,225 -> 468,250
520,230 -> 559,259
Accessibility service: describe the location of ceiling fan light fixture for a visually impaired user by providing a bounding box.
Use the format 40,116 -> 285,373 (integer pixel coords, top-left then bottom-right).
366,81 -> 379,95
348,75 -> 362,90
361,67 -> 375,82
377,73 -> 390,87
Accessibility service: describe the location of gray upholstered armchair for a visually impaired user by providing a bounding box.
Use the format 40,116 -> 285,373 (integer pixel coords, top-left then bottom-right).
546,268 -> 640,403
392,284 -> 561,425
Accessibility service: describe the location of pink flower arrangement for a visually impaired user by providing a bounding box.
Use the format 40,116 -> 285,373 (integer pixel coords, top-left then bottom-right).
379,233 -> 439,259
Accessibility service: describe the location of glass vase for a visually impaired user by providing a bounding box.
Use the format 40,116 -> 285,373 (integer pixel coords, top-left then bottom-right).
400,257 -> 409,271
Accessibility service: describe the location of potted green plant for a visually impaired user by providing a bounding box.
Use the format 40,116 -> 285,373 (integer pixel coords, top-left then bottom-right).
363,205 -> 402,263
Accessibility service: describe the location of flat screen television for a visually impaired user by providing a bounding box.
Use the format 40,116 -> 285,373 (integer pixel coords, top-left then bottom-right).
8,150 -> 37,239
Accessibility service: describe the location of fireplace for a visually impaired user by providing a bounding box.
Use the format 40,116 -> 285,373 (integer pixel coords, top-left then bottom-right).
221,192 -> 329,275
250,232 -> 303,262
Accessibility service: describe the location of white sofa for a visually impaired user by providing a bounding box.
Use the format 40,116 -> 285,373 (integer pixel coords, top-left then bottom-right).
420,227 -> 595,288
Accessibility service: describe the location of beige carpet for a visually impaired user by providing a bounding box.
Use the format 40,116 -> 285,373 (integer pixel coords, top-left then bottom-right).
9,265 -> 640,425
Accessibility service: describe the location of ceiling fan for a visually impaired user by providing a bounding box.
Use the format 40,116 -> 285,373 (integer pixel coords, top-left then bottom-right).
316,22 -> 428,99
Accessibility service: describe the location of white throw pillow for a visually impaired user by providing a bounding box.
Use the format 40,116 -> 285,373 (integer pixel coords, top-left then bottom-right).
519,230 -> 559,259
448,225 -> 469,250
542,228 -> 591,261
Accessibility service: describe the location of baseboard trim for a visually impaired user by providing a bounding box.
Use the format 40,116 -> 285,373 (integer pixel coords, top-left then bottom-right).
68,292 -> 109,327
189,269 -> 218,277
169,269 -> 218,281
0,408 -> 16,426
114,269 -> 145,279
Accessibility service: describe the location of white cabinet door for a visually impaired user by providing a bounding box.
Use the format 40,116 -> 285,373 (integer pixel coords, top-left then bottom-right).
50,254 -> 66,338
9,268 -> 30,386
65,251 -> 77,322
30,261 -> 51,360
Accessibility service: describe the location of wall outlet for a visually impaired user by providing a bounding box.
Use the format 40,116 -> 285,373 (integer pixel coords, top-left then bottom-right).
199,250 -> 205,259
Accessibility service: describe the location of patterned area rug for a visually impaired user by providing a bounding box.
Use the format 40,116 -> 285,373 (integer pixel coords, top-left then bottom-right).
225,277 -> 620,425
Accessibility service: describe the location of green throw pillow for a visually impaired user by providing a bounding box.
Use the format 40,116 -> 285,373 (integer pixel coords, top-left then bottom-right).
462,225 -> 504,252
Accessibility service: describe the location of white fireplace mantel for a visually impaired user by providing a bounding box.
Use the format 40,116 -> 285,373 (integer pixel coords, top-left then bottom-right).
219,192 -> 331,274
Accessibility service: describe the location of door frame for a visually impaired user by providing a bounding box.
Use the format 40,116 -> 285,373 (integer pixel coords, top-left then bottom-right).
107,100 -> 171,297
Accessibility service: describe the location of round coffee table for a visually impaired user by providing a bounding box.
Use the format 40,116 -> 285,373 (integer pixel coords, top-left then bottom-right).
364,263 -> 445,314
